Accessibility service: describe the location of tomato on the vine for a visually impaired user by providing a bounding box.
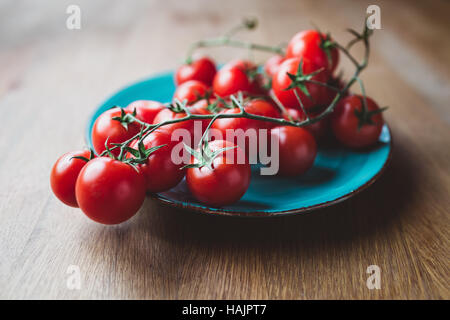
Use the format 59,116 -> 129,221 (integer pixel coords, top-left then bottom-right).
189,99 -> 215,140
75,157 -> 146,225
186,140 -> 251,207
50,150 -> 92,207
175,56 -> 216,86
173,80 -> 209,105
125,100 -> 165,124
286,30 -> 339,75
316,76 -> 347,107
92,107 -> 141,157
213,59 -> 263,97
210,99 -> 279,161
331,95 -> 384,148
270,126 -> 317,176
264,55 -> 285,78
244,99 -> 281,129
282,107 -> 330,141
272,57 -> 327,111
153,107 -> 194,136
127,129 -> 186,193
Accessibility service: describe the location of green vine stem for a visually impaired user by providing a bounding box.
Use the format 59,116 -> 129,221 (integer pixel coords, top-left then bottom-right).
101,21 -> 373,165
185,18 -> 284,64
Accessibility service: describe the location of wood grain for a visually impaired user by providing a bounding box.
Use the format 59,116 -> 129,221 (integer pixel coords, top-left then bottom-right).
0,0 -> 448,299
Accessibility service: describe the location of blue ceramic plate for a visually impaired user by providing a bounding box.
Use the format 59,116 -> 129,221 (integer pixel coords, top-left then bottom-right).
86,71 -> 392,217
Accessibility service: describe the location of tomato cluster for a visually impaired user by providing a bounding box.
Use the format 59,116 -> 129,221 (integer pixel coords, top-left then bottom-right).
50,25 -> 385,225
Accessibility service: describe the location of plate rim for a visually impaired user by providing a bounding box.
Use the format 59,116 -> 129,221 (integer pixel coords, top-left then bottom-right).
149,129 -> 392,218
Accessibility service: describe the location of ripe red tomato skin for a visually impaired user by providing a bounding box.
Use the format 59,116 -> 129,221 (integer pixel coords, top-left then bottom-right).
244,99 -> 281,129
223,59 -> 256,71
189,99 -> 214,141
283,107 -> 329,141
270,126 -> 317,176
175,56 -> 217,86
153,108 -> 193,135
272,57 -> 327,111
286,30 -> 339,74
50,150 -> 91,207
213,66 -> 250,97
264,55 -> 285,78
186,140 -> 251,207
212,59 -> 265,97
75,157 -> 146,225
92,107 -> 141,157
173,80 -> 209,105
316,76 -> 348,107
331,95 -> 384,148
127,129 -> 186,193
210,99 -> 280,161
125,100 -> 165,124
211,108 -> 256,158
212,99 -> 280,134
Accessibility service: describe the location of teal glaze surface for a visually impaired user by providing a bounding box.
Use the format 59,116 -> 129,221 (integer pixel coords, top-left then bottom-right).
85,71 -> 392,215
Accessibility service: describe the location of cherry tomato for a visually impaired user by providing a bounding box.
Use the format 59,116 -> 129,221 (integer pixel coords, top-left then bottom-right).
92,107 -> 141,157
153,107 -> 194,136
270,126 -> 317,176
175,56 -> 217,86
264,55 -> 285,78
286,30 -> 339,74
331,95 -> 384,148
173,80 -> 209,105
125,100 -> 165,124
316,76 -> 347,107
213,59 -> 262,97
50,150 -> 91,207
272,57 -> 327,111
283,107 -> 330,141
244,99 -> 281,129
186,140 -> 251,207
211,99 -> 280,160
211,99 -> 279,134
189,99 -> 214,141
128,129 -> 186,193
75,157 -> 146,225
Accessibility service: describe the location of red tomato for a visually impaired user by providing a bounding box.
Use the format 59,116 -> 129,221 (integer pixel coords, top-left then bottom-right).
286,30 -> 339,74
50,150 -> 91,207
270,126 -> 317,176
189,99 -> 214,142
210,108 -> 255,161
211,107 -> 256,138
175,56 -> 217,86
211,99 -> 279,134
186,140 -> 251,207
210,99 -> 280,161
189,98 -> 214,115
75,157 -> 146,225
153,107 -> 193,136
264,55 -> 285,78
272,57 -> 327,111
213,66 -> 250,97
283,107 -> 330,141
128,129 -> 186,193
125,100 -> 165,124
92,107 -> 141,157
331,95 -> 384,148
316,76 -> 347,107
223,59 -> 256,71
244,99 -> 281,130
173,80 -> 209,105
213,59 -> 263,97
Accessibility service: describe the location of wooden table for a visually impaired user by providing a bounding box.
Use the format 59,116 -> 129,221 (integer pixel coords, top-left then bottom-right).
0,0 -> 448,299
